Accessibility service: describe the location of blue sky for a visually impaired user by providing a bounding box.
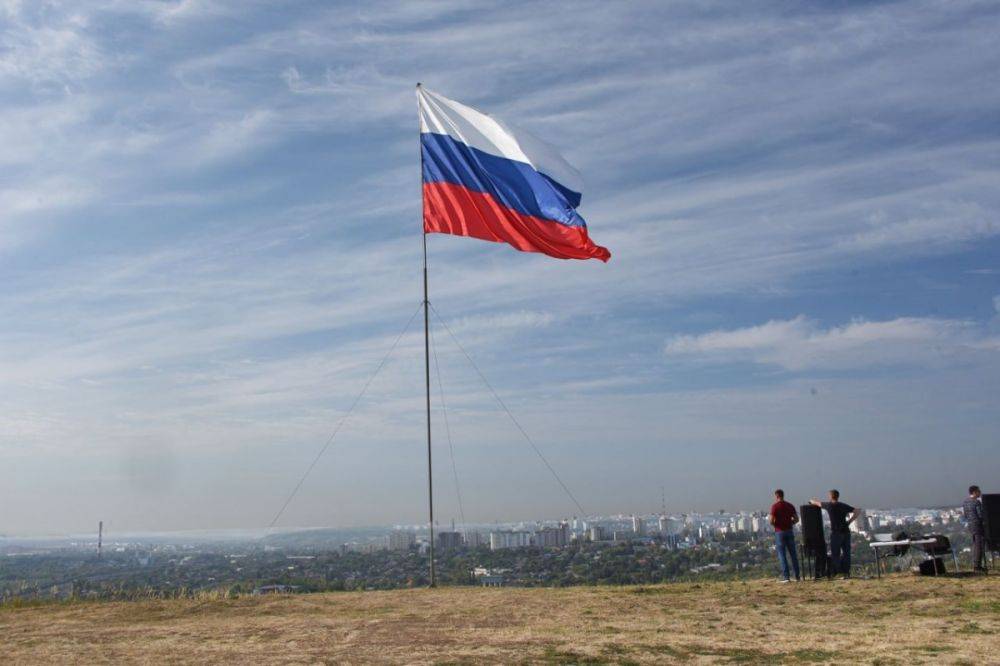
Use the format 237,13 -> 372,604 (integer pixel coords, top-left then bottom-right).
1,0 -> 998,534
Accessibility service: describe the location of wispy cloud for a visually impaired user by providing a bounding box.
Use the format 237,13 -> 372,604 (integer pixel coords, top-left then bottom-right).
665,316 -> 1000,371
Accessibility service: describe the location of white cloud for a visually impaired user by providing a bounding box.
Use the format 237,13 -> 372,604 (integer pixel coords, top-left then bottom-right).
0,6 -> 106,92
667,316 -> 814,355
193,108 -> 277,163
449,311 -> 555,334
107,0 -> 233,25
837,199 -> 998,252
0,177 -> 94,214
665,316 -> 999,371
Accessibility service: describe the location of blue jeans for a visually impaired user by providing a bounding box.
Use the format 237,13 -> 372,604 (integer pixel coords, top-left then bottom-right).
775,530 -> 800,580
830,531 -> 851,575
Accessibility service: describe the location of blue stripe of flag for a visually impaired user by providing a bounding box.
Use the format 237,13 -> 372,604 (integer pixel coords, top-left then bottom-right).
421,132 -> 586,228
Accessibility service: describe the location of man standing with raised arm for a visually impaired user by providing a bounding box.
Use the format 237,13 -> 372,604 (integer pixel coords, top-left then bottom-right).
770,489 -> 801,583
811,490 -> 859,579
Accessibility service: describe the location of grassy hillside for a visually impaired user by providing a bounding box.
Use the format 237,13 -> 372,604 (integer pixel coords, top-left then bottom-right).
2,575 -> 997,664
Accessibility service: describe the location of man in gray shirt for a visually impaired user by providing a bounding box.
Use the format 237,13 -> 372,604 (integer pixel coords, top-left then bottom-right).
963,485 -> 985,573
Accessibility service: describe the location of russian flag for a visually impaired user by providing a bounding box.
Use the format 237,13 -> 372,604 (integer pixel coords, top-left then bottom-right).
418,86 -> 610,262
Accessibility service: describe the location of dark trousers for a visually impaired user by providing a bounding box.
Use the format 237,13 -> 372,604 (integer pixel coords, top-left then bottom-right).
971,532 -> 986,571
829,531 -> 851,576
812,547 -> 831,579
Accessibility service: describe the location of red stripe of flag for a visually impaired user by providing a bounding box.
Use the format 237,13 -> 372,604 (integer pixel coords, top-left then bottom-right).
423,182 -> 611,262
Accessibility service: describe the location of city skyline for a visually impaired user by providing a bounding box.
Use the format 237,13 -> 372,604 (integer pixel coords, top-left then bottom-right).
1,1 -> 999,534
0,497 -> 976,540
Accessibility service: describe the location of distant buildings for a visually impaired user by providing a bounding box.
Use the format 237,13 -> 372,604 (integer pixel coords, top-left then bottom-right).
631,515 -> 646,536
372,506 -> 963,561
471,567 -> 508,586
387,531 -> 415,551
489,531 -> 532,551
850,510 -> 871,535
386,523 -> 576,552
485,523 -> 572,550
658,515 -> 681,536
657,515 -> 670,535
535,523 -> 569,549
464,531 -> 486,548
437,531 -> 463,550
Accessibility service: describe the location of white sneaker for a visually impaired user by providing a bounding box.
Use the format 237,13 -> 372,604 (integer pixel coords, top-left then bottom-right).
779,578 -> 790,583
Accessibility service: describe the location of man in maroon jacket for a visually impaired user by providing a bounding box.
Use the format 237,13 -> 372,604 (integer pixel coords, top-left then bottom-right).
770,489 -> 801,582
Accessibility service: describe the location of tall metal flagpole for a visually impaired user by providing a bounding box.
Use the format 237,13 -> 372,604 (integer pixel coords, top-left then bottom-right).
424,232 -> 436,587
418,83 -> 436,588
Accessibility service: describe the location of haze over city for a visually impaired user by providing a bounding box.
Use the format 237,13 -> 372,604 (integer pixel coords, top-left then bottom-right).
2,1 -> 999,536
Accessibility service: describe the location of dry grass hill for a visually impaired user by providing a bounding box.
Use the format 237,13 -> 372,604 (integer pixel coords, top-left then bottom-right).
2,575 -> 997,664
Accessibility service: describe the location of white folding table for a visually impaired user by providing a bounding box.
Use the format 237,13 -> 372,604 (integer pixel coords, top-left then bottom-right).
870,538 -> 957,578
